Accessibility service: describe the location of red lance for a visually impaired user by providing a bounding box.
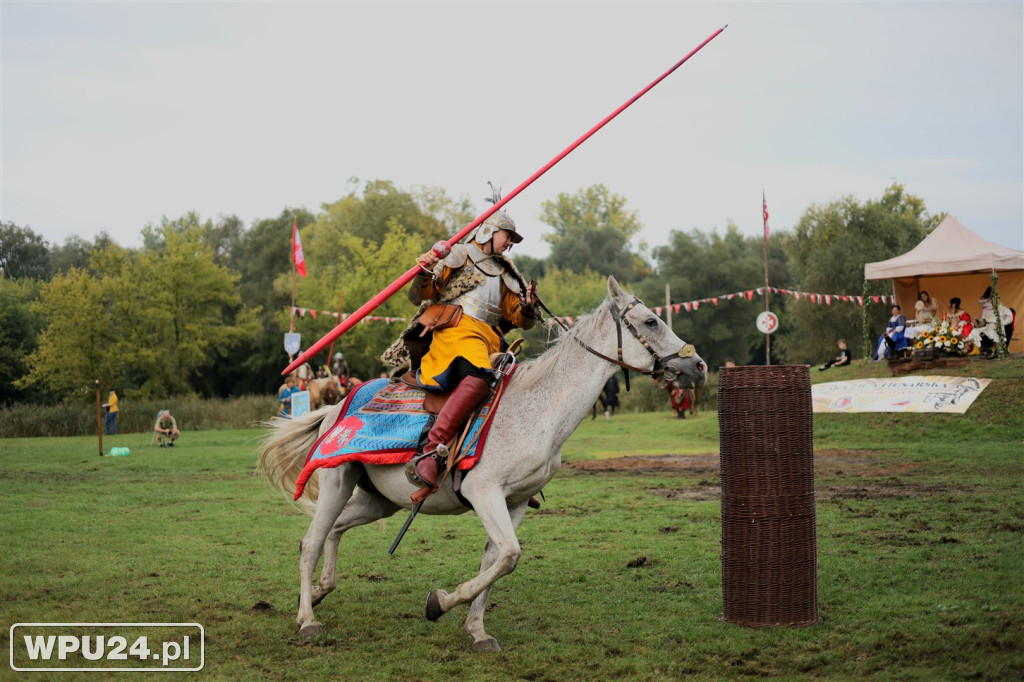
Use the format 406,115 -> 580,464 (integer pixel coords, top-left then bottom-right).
283,25 -> 728,375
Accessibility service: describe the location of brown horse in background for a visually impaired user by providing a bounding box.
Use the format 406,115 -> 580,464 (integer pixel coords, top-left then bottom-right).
281,362 -> 358,410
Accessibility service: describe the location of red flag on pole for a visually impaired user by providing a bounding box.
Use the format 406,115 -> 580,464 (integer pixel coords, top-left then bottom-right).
762,192 -> 770,241
291,218 -> 307,278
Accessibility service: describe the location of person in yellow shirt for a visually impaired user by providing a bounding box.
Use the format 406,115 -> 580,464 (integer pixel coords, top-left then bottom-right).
381,200 -> 539,497
101,389 -> 119,435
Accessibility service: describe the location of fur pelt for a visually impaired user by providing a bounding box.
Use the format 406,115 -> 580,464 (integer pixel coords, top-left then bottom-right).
380,250 -> 529,374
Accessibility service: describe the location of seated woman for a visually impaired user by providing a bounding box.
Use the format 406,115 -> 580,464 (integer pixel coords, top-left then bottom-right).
874,305 -> 908,360
944,297 -> 973,341
906,290 -> 940,340
914,290 -> 939,325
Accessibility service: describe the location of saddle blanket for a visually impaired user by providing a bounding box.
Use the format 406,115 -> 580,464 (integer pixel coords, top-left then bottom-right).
293,372 -> 513,500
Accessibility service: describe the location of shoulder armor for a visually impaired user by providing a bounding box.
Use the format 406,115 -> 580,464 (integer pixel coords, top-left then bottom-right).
495,254 -> 529,296
441,243 -> 469,270
501,271 -> 522,294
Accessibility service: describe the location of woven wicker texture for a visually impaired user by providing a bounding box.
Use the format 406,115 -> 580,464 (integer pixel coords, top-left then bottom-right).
718,365 -> 822,627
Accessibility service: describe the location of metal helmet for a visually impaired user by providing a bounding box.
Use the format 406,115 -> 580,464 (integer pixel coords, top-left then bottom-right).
472,182 -> 523,245
333,352 -> 343,360
474,211 -> 523,245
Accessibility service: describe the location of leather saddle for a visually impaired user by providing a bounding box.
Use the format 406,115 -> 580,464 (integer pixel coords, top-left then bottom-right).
398,371 -> 451,415
396,344 -> 517,416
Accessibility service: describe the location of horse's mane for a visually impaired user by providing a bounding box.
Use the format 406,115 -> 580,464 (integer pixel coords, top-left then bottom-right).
509,300 -> 609,392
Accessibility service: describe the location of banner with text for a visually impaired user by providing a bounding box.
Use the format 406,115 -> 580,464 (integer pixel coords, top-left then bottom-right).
812,376 -> 991,414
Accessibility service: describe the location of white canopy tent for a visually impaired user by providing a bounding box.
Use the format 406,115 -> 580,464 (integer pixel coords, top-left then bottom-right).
864,216 -> 1023,353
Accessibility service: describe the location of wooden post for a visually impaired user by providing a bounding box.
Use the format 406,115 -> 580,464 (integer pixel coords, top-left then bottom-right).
665,282 -> 672,328
290,240 -> 296,333
328,289 -> 345,363
762,191 -> 771,366
95,380 -> 103,456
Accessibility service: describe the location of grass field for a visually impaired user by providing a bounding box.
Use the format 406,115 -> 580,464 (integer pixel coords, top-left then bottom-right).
1,359 -> 1022,680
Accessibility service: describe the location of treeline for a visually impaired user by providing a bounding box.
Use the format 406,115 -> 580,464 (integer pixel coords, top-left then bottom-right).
0,179 -> 939,405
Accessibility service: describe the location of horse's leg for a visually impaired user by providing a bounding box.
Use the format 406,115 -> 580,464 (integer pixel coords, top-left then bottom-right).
463,501 -> 528,652
296,464 -> 359,636
425,488 -> 521,632
312,487 -> 401,607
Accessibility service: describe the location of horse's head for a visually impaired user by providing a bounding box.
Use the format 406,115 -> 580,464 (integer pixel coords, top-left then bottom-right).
607,276 -> 707,389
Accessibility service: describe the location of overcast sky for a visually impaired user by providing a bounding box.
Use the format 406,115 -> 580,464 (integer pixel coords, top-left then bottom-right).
3,2 -> 1022,261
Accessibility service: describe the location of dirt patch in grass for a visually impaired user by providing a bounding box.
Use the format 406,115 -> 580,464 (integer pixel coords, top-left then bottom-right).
567,450 -> 961,502
566,449 -> 900,474
818,481 -> 970,500
566,454 -> 719,474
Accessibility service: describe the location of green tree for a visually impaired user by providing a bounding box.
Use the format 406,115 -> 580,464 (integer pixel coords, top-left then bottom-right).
18,268 -> 120,400
777,182 -> 940,364
50,235 -> 100,276
115,224 -> 259,397
229,209 -> 315,394
511,254 -> 546,280
539,185 -> 649,283
141,211 -> 244,263
204,214 -> 246,267
289,182 -> 478,378
287,227 -> 427,378
0,278 -> 44,403
0,222 -> 51,280
317,179 -> 449,252
410,184 -> 476,237
641,223 -> 793,369
518,266 -> 609,358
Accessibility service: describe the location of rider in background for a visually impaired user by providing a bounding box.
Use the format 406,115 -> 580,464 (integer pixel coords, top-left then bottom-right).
381,196 -> 540,497
278,376 -> 298,417
331,352 -> 351,391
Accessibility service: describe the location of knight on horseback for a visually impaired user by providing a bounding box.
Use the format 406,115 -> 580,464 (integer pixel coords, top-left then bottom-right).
381,189 -> 539,501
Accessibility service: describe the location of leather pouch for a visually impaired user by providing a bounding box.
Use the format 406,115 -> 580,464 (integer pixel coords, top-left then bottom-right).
418,304 -> 463,337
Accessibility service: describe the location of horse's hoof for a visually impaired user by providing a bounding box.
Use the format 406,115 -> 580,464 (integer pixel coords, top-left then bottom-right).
299,622 -> 323,637
425,589 -> 446,621
472,638 -> 501,653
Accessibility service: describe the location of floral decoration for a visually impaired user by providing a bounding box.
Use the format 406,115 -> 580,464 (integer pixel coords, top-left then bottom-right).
914,320 -> 967,356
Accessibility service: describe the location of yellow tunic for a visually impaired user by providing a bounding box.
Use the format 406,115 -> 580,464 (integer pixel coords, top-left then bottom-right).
416,264 -> 533,389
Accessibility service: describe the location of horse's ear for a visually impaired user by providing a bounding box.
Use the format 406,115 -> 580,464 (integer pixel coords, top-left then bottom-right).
607,276 -> 626,303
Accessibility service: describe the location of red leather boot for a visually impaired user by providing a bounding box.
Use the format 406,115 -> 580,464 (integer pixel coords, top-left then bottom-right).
414,375 -> 491,489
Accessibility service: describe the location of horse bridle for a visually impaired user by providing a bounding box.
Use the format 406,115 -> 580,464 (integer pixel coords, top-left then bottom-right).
535,294 -> 696,391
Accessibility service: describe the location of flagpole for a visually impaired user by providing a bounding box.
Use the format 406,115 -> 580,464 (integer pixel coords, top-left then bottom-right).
290,216 -> 297,334
327,289 -> 344,362
763,190 -> 771,366
282,25 -> 729,375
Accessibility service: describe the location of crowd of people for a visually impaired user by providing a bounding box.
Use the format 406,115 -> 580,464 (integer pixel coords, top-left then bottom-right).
872,287 -> 1015,361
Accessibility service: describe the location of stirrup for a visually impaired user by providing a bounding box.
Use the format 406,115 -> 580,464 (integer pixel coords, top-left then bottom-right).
405,452 -> 436,487
405,444 -> 449,487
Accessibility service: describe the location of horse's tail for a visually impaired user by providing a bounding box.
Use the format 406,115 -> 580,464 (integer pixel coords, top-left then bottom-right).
257,410 -> 330,516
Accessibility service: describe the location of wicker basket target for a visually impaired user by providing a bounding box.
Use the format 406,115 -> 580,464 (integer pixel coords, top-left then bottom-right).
717,364 -> 822,627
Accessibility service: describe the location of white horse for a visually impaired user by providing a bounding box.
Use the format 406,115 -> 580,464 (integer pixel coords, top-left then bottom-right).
259,277 -> 707,651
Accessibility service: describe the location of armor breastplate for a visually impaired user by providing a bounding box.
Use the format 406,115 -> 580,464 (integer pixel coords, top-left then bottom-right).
451,272 -> 502,325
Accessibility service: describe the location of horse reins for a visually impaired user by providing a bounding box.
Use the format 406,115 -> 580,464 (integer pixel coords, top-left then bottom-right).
532,291 -> 696,391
